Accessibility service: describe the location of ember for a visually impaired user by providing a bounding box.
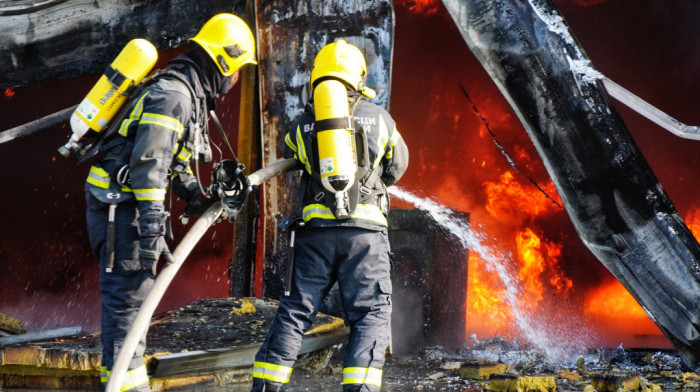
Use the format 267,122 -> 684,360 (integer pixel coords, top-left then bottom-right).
393,0 -> 441,15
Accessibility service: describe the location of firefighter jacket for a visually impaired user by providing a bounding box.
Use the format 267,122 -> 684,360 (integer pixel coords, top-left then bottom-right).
84,57 -> 213,218
283,91 -> 409,230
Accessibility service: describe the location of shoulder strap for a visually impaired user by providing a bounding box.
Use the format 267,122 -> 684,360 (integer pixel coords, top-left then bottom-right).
349,95 -> 364,115
156,69 -> 212,165
76,81 -> 150,163
77,69 -> 196,163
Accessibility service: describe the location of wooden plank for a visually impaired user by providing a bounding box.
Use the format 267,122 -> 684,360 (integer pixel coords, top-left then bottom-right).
2,346 -> 40,366
1,345 -> 100,371
0,326 -> 82,346
151,344 -> 259,378
253,0 -> 395,298
151,327 -> 349,377
230,0 -> 262,298
0,373 -> 100,390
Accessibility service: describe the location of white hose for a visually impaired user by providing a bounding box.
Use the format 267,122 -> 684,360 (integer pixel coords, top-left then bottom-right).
602,78 -> 700,140
106,158 -> 300,392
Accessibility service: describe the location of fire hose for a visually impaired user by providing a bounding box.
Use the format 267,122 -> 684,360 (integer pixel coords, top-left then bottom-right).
106,158 -> 301,392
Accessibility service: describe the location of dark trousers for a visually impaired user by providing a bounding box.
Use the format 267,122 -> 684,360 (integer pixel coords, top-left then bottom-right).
253,226 -> 392,392
86,192 -> 153,392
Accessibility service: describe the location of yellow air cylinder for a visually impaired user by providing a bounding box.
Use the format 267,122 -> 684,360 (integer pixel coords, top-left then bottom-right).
59,38 -> 158,157
314,79 -> 357,218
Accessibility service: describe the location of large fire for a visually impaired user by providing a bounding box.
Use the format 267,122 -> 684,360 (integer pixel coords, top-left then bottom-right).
465,163 -> 684,347
393,0 -> 700,352
466,170 -> 574,340
484,171 -> 560,226
0,0 -> 696,357
517,228 -> 572,303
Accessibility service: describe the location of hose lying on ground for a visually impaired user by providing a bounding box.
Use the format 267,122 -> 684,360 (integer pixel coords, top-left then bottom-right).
106,158 -> 301,392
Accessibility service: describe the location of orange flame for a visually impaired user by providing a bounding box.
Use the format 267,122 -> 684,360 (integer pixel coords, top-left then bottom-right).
583,279 -> 647,318
467,227 -> 572,339
517,228 -> 572,307
4,88 -> 15,99
394,0 -> 441,15
686,207 -> 700,243
484,171 -> 561,225
466,168 -> 571,339
467,253 -> 513,337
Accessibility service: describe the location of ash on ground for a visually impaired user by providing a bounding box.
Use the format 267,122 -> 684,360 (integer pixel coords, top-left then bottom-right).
233,337 -> 699,392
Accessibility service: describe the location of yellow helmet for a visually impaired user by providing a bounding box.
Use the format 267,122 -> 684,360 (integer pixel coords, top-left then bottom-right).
190,13 -> 257,76
310,39 -> 376,99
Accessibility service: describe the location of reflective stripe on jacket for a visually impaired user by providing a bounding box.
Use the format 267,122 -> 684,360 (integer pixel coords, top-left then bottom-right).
284,93 -> 409,229
85,72 -> 200,203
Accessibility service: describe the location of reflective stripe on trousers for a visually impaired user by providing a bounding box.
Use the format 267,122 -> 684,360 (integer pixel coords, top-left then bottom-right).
100,364 -> 150,392
252,227 -> 391,392
343,367 -> 383,387
252,361 -> 293,384
87,192 -> 152,392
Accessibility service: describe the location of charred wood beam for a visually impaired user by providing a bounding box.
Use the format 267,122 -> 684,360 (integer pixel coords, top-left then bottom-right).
151,327 -> 349,377
441,0 -> 700,366
0,326 -> 82,345
0,105 -> 75,144
230,0 -> 261,298
0,0 -> 245,88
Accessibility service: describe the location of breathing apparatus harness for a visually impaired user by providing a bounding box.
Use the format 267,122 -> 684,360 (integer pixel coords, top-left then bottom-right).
294,83 -> 389,223
80,64 -> 252,219
85,64 -> 220,179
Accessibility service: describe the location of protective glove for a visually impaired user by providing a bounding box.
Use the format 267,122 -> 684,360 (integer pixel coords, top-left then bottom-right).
138,208 -> 172,275
138,235 -> 172,275
213,160 -> 251,221
181,191 -> 222,224
184,192 -> 218,216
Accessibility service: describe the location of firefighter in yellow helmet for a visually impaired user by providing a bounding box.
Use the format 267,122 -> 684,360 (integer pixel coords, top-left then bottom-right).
84,14 -> 255,392
252,39 -> 409,392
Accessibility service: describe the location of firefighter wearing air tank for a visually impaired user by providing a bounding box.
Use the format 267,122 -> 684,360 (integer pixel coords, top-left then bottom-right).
82,14 -> 256,392
252,40 -> 409,392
